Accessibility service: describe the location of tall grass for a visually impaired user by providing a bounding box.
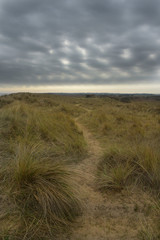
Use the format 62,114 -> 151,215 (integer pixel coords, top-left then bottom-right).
0,143 -> 82,239
81,101 -> 160,146
135,145 -> 160,191
138,219 -> 160,240
97,145 -> 160,193
0,103 -> 87,160
0,101 -> 86,238
97,147 -> 135,191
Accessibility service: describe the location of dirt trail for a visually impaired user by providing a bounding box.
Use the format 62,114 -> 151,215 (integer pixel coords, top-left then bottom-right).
75,119 -> 102,176
65,119 -> 108,240
61,119 -> 149,240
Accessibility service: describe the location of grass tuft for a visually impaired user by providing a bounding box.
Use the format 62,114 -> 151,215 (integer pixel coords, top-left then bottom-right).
1,143 -> 82,239
97,145 -> 160,193
134,145 -> 160,191
138,219 -> 160,240
97,147 -> 134,191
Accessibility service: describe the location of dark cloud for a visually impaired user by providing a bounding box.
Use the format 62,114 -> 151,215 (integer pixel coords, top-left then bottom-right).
0,0 -> 160,87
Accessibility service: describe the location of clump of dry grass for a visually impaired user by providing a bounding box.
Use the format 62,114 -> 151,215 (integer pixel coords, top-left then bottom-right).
97,145 -> 160,193
138,219 -> 160,240
97,147 -> 135,191
134,145 -> 160,191
0,143 -> 82,239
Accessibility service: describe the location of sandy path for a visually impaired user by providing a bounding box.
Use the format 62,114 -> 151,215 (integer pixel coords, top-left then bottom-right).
65,119 -> 109,240
60,119 -> 149,240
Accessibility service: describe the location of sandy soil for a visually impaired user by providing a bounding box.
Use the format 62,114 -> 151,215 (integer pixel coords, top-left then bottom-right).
60,119 -> 153,240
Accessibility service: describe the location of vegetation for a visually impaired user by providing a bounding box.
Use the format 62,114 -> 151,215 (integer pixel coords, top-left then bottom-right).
0,102 -> 87,161
0,95 -> 87,239
97,144 -> 160,192
97,147 -> 135,191
0,92 -> 159,239
80,95 -> 160,238
0,143 -> 81,239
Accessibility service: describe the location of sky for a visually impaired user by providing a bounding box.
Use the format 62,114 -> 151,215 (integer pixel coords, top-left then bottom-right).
0,0 -> 160,93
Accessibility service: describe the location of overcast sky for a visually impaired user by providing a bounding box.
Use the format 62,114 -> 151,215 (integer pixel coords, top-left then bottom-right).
0,0 -> 160,93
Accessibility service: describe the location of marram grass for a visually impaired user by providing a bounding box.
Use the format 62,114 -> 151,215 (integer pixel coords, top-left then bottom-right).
0,102 -> 87,160
97,147 -> 135,191
0,143 -> 82,239
97,145 -> 160,193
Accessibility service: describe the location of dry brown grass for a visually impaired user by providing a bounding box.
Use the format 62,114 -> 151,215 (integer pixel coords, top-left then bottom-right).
97,147 -> 135,191
97,144 -> 160,193
0,93 -> 160,239
0,102 -> 87,161
0,143 -> 82,239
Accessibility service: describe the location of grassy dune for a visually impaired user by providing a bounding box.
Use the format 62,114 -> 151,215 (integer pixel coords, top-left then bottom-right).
0,102 -> 87,161
80,96 -> 160,239
0,93 -> 160,239
0,96 -> 86,239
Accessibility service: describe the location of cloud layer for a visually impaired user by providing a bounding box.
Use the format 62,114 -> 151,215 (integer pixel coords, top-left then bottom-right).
0,0 -> 160,88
